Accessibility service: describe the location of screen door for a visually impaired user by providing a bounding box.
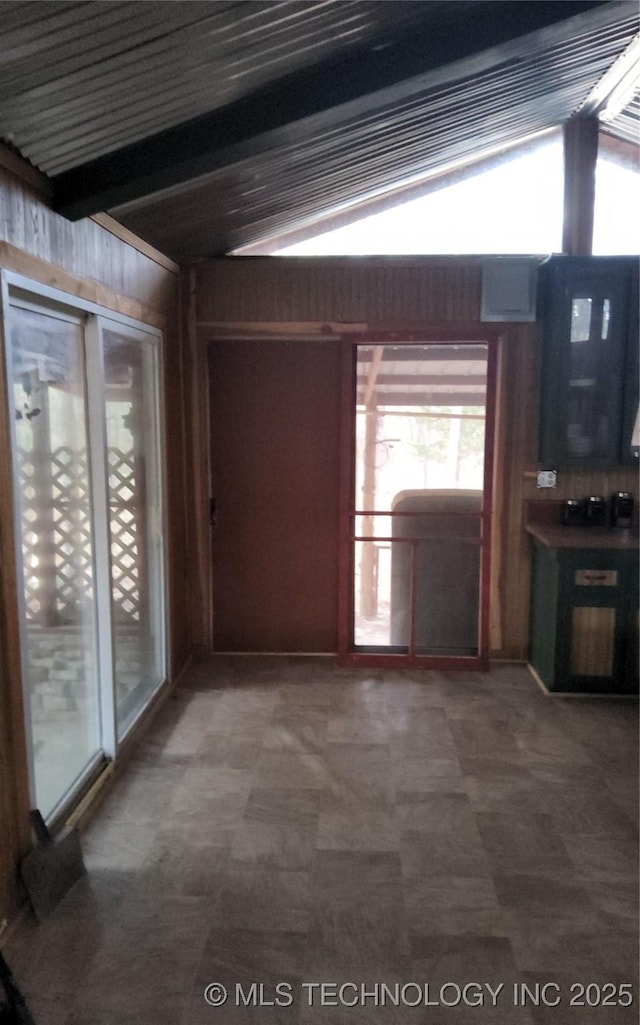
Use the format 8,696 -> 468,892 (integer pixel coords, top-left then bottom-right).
343,339 -> 495,668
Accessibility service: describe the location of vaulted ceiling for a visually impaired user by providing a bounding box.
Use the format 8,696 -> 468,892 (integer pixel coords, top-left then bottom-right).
1,0 -> 638,261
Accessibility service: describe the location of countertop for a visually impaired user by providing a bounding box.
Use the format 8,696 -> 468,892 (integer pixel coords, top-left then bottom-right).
526,523 -> 640,550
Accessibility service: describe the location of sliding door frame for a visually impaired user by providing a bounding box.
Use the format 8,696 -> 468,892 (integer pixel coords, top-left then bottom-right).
338,327 -> 499,671
1,270 -> 167,821
85,315 -> 117,760
98,316 -> 167,738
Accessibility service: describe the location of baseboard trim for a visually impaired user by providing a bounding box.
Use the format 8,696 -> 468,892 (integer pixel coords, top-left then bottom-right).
527,662 -> 638,699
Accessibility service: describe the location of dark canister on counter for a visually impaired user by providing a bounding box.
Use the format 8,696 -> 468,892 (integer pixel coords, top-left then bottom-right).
584,495 -> 607,526
562,499 -> 584,526
610,491 -> 633,528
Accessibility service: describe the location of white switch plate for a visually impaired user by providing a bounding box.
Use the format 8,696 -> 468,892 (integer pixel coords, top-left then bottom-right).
537,470 -> 557,488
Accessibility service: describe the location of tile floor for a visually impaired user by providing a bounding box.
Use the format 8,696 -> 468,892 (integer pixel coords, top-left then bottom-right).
3,656 -> 638,1025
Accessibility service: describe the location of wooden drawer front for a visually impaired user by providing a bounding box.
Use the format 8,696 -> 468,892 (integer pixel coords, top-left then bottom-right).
571,607 -> 615,676
574,569 -> 618,587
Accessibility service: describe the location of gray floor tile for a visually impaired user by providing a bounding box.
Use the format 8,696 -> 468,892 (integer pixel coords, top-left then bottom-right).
230,821 -> 318,871
216,866 -> 311,933
401,830 -> 490,879
398,790 -> 478,835
3,655 -> 637,1025
244,787 -> 321,827
519,972 -> 638,1025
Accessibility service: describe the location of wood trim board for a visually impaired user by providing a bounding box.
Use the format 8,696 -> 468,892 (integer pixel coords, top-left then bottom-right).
0,241 -> 168,328
90,214 -> 179,275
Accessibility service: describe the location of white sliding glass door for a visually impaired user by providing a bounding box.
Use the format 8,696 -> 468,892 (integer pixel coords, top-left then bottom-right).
3,276 -> 166,822
102,325 -> 165,739
9,304 -> 102,819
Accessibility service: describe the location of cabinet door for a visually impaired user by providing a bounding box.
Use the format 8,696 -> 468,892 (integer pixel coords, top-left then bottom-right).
621,556 -> 639,691
560,552 -> 637,694
539,257 -> 631,466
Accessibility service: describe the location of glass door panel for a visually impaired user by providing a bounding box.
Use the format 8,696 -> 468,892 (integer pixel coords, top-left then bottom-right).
352,342 -> 489,661
102,326 -> 165,738
566,286 -> 623,460
9,304 -> 102,819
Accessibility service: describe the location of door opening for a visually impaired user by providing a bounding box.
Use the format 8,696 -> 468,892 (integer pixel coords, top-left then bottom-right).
340,337 -> 496,669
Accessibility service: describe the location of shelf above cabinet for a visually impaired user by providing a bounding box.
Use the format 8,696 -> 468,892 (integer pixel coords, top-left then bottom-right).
526,523 -> 639,551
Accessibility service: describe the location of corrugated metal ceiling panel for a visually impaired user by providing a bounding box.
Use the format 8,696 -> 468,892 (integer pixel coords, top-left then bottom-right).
109,5 -> 639,258
0,0 -> 466,174
1,1 -> 637,258
604,90 -> 640,144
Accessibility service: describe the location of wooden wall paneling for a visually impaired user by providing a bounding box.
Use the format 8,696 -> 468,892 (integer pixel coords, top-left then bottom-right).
0,144 -> 52,200
90,214 -> 180,274
182,269 -> 212,652
0,242 -> 166,329
0,169 -> 174,310
512,324 -> 540,660
495,324 -> 540,659
161,287 -> 190,675
1,173 -> 24,250
528,466 -> 638,505
196,257 -> 483,325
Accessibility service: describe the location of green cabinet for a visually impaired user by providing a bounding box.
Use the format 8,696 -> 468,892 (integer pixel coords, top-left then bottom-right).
529,538 -> 639,695
538,256 -> 639,467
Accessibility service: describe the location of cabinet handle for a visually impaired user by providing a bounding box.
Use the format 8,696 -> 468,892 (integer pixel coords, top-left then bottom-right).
575,569 -> 617,586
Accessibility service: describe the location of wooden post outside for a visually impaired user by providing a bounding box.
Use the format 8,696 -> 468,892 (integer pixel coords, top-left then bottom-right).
562,116 -> 599,256
360,403 -> 379,619
337,339 -> 355,659
359,346 -> 384,620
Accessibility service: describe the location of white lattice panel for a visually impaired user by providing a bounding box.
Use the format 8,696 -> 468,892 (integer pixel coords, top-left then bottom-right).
18,446 -> 142,624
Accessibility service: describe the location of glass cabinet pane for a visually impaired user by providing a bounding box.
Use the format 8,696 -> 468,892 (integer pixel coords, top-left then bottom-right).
570,297 -> 592,342
539,257 -> 637,467
565,285 -> 625,461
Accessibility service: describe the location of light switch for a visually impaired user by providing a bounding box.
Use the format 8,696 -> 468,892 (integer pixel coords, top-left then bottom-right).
536,470 -> 557,488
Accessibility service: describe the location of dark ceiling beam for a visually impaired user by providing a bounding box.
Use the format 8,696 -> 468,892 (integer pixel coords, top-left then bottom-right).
362,346 -> 384,409
52,0 -> 609,220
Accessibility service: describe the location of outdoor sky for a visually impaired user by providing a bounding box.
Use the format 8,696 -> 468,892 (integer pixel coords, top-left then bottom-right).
273,136 -> 639,257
